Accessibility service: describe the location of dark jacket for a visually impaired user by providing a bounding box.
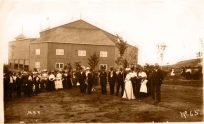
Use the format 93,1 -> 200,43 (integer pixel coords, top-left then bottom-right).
152,69 -> 164,85
99,71 -> 107,83
87,72 -> 94,83
117,71 -> 126,83
77,71 -> 86,83
108,71 -> 117,83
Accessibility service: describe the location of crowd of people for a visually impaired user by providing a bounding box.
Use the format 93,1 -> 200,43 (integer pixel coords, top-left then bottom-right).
180,66 -> 202,80
98,64 -> 164,104
4,64 -> 164,104
3,69 -> 74,101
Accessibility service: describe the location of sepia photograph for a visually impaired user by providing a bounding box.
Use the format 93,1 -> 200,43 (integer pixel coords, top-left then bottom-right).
0,0 -> 203,123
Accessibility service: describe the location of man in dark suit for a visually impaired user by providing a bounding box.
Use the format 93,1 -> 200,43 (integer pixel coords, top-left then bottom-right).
16,72 -> 23,97
86,67 -> 94,95
116,67 -> 126,96
99,67 -> 107,95
4,72 -> 10,101
108,67 -> 117,95
151,64 -> 164,104
77,67 -> 86,93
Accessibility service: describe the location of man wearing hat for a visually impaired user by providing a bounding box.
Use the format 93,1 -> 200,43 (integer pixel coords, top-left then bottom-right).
16,72 -> 23,97
41,70 -> 48,92
99,66 -> 107,95
108,66 -> 117,95
116,67 -> 126,96
151,64 -> 164,104
86,67 -> 94,95
48,71 -> 56,91
22,71 -> 28,97
77,67 -> 86,93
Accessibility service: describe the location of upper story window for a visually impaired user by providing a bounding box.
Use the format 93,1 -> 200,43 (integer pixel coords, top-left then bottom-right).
35,49 -> 40,55
56,49 -> 64,55
100,51 -> 108,57
78,50 -> 86,56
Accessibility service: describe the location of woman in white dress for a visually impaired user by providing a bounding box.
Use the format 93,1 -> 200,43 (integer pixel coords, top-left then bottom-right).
122,68 -> 135,100
55,71 -> 63,90
138,68 -> 148,98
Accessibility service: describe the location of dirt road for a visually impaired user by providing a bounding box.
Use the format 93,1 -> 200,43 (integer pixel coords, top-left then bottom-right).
4,83 -> 203,123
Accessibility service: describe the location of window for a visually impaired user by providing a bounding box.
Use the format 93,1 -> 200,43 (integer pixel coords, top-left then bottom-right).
24,60 -> 29,71
56,63 -> 64,69
100,51 -> 108,57
14,60 -> 18,69
19,60 -> 24,70
99,64 -> 107,70
25,60 -> 29,65
78,50 -> 86,56
35,62 -> 40,69
56,49 -> 64,55
35,49 -> 40,55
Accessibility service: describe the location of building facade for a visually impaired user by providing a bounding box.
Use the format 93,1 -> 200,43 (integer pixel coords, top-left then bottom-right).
8,19 -> 138,71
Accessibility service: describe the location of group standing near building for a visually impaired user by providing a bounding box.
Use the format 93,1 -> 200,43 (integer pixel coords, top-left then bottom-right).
4,64 -> 164,105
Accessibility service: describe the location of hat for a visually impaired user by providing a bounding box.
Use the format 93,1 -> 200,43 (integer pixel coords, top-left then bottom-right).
86,67 -> 90,70
125,68 -> 131,71
33,71 -> 37,74
23,71 -> 27,74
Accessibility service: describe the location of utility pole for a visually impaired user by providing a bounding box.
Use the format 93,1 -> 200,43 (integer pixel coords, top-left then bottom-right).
157,42 -> 167,69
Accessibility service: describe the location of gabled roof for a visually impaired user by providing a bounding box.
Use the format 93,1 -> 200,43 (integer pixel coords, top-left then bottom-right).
41,19 -> 98,31
39,19 -> 121,46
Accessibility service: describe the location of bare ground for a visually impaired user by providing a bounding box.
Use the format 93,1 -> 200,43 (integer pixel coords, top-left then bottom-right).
4,81 -> 204,123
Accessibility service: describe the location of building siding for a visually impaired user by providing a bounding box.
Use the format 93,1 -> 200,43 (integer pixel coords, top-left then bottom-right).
47,43 -> 115,71
30,42 -> 48,70
8,40 -> 30,60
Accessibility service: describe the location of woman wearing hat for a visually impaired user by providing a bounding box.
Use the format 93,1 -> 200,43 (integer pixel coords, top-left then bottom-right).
55,71 -> 63,90
122,68 -> 135,100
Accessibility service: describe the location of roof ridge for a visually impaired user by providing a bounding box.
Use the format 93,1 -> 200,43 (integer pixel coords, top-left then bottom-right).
40,19 -> 97,33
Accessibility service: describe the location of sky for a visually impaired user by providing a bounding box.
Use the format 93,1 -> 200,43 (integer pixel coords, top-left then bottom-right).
0,0 -> 204,65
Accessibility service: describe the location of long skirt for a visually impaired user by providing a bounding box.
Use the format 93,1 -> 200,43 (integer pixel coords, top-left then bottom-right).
140,79 -> 148,93
122,80 -> 135,100
55,79 -> 63,90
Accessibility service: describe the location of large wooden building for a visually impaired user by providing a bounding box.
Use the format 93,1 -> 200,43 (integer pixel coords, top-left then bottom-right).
8,19 -> 138,71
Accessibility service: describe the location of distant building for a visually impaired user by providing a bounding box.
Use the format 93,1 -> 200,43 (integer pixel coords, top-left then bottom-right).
8,19 -> 138,71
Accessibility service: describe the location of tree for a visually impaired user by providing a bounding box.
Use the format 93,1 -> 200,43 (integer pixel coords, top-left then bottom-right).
115,57 -> 128,68
115,34 -> 128,67
116,34 -> 128,57
88,52 -> 100,71
126,47 -> 137,66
